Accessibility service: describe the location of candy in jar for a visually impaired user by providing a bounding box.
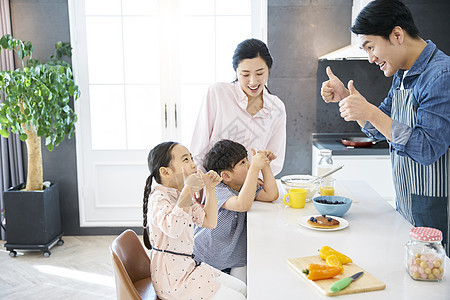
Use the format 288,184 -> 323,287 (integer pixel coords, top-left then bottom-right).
405,227 -> 445,281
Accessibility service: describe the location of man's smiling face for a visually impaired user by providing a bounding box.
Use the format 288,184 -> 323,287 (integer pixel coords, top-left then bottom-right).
359,34 -> 403,77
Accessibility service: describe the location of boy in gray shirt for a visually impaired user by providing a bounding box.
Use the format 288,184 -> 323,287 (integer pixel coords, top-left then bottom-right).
193,139 -> 278,283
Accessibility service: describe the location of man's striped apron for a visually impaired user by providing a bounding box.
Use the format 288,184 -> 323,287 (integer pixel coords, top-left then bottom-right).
391,88 -> 449,255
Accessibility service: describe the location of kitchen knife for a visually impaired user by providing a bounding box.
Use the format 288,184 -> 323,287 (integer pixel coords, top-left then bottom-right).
330,271 -> 364,293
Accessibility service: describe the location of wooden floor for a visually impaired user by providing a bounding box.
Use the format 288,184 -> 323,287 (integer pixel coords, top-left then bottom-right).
0,235 -> 123,299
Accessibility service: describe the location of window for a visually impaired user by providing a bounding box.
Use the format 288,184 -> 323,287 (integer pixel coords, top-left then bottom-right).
69,0 -> 267,226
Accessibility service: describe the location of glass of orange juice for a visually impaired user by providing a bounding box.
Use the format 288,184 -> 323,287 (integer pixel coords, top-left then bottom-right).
320,178 -> 335,196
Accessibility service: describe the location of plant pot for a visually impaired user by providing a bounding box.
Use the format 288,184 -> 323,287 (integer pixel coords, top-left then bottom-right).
3,182 -> 63,256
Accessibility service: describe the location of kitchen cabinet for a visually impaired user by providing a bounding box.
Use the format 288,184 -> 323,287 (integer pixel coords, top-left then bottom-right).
312,133 -> 395,204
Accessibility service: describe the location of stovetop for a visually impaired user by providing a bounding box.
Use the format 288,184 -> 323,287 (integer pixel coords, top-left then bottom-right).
312,133 -> 390,156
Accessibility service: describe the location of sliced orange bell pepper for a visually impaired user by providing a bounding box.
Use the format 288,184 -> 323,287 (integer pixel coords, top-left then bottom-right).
301,264 -> 342,281
326,254 -> 344,273
318,246 -> 353,264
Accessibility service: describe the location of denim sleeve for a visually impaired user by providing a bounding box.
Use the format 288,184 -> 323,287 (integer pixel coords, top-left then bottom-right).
361,83 -> 395,139
392,69 -> 450,165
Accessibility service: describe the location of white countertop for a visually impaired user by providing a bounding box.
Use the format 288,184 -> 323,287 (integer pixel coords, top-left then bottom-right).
247,180 -> 450,299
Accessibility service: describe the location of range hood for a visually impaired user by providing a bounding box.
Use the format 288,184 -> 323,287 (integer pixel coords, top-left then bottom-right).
319,0 -> 371,61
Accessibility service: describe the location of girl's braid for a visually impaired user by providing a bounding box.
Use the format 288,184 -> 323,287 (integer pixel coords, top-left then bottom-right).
142,175 -> 153,249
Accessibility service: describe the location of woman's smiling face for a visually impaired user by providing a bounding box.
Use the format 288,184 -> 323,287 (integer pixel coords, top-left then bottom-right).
236,56 -> 269,98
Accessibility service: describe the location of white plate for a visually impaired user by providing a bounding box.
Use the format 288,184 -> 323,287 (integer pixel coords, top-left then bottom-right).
298,216 -> 349,231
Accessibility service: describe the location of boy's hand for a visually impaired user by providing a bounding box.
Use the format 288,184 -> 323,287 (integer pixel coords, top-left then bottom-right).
202,170 -> 222,189
258,150 -> 277,162
250,148 -> 270,170
257,178 -> 264,187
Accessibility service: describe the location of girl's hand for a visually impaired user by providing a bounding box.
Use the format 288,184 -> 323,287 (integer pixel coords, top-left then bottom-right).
202,170 -> 222,189
193,190 -> 205,206
183,168 -> 204,193
178,168 -> 204,209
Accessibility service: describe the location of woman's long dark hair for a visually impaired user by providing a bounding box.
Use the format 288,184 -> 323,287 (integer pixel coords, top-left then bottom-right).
232,38 -> 273,71
142,141 -> 178,249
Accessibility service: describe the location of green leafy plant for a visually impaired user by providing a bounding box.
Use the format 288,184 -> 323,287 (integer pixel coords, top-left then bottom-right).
0,34 -> 80,191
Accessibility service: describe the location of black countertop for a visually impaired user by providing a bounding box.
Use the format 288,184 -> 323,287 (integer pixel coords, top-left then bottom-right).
312,133 -> 390,156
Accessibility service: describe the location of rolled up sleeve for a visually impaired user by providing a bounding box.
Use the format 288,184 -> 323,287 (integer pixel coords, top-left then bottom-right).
389,120 -> 413,150
361,121 -> 385,139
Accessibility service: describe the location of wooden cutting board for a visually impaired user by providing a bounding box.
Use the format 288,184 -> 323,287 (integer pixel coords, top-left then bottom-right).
287,255 -> 385,296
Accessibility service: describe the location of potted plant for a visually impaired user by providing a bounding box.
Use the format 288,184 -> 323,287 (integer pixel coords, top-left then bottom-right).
0,34 -> 80,257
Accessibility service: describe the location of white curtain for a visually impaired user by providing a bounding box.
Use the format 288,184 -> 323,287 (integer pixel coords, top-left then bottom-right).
0,0 -> 25,241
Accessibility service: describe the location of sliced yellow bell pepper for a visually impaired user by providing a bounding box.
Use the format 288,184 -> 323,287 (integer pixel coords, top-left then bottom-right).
318,246 -> 353,264
325,254 -> 344,273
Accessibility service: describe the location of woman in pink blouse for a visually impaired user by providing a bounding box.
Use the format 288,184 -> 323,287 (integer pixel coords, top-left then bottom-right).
142,141 -> 247,299
191,38 -> 286,176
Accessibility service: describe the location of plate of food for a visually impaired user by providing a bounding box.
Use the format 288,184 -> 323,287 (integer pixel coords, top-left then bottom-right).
298,215 -> 349,231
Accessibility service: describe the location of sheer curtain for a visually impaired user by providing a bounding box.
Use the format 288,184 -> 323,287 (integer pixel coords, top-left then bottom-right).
0,0 -> 25,241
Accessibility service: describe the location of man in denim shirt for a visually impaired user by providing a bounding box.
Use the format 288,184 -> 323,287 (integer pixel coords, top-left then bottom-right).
321,0 -> 450,254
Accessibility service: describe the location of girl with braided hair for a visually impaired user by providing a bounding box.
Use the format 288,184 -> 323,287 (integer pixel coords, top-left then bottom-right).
142,141 -> 247,300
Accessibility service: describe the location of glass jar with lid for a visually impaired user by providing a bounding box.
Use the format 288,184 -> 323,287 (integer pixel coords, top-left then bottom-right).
405,227 -> 445,281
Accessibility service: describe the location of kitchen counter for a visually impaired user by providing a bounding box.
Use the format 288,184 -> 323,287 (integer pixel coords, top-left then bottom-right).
247,180 -> 449,299
313,133 -> 389,156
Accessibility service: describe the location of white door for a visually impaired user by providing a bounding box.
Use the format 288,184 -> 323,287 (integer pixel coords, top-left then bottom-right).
69,0 -> 267,226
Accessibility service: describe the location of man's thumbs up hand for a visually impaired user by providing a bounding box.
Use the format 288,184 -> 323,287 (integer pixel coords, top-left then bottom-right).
339,80 -> 372,122
320,66 -> 350,103
347,80 -> 358,95
326,66 -> 338,81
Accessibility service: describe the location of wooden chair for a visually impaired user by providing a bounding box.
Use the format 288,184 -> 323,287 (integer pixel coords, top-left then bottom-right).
110,229 -> 159,300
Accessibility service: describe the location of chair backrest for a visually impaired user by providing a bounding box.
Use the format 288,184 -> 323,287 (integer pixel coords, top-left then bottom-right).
110,229 -> 159,300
